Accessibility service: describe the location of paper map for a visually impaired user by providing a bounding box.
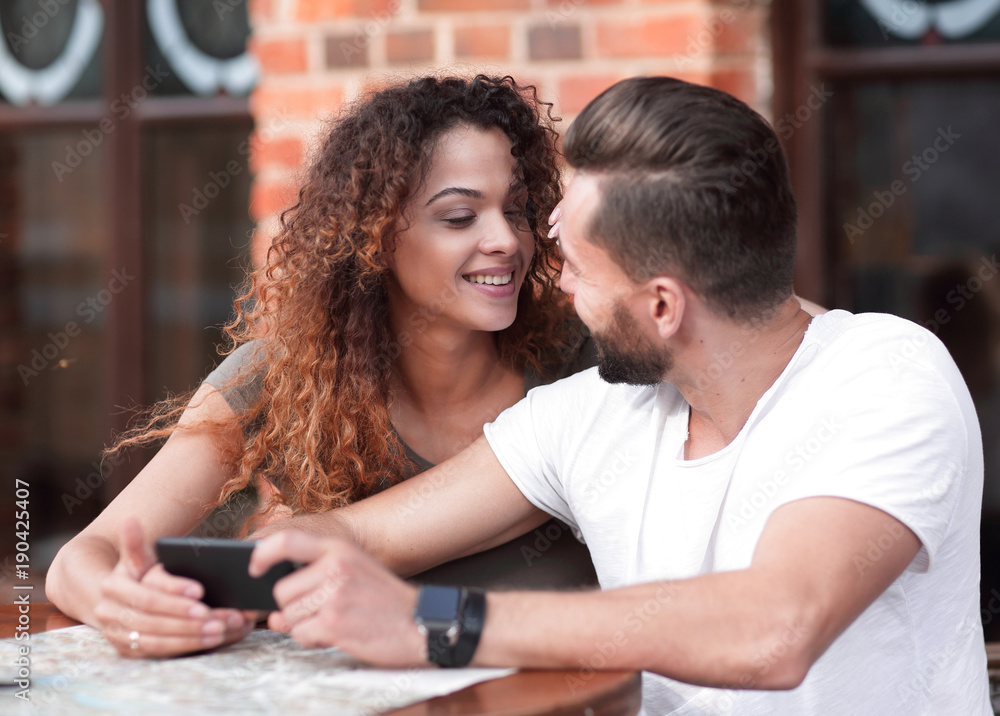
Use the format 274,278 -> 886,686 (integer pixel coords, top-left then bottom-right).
1,625 -> 514,715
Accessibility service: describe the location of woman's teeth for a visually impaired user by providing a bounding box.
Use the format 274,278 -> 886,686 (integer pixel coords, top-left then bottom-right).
464,273 -> 512,285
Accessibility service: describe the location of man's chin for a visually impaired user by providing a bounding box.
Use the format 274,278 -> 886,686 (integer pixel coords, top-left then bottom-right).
596,356 -> 664,386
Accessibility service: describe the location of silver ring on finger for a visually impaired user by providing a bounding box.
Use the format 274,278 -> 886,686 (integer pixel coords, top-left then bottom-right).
128,630 -> 140,651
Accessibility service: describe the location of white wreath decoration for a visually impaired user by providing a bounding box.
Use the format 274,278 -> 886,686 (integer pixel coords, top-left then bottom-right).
146,0 -> 258,97
859,0 -> 1000,39
0,0 -> 103,106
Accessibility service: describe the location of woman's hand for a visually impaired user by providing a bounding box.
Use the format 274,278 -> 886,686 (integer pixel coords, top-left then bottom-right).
92,518 -> 255,658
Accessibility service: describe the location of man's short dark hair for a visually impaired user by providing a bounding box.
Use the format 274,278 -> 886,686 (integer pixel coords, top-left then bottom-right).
564,76 -> 798,324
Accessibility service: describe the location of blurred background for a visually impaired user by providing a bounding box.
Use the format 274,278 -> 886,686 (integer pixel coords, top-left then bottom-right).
0,0 -> 998,638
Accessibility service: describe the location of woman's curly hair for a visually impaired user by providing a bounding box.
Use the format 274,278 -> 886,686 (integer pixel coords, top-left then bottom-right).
110,74 -> 571,519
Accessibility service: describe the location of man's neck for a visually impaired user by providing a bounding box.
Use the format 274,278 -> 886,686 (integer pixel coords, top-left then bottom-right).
671,298 -> 814,459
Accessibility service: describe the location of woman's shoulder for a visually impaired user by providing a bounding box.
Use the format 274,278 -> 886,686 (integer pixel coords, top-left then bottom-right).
204,339 -> 268,412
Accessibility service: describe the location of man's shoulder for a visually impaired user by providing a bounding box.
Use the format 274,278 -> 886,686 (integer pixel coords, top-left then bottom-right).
809,309 -> 927,344
794,310 -> 970,418
808,310 -> 952,370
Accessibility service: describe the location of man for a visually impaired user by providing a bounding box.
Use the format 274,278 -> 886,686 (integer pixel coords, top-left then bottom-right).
249,77 -> 989,714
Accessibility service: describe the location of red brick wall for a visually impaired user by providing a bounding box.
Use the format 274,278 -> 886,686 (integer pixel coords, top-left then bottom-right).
247,0 -> 771,252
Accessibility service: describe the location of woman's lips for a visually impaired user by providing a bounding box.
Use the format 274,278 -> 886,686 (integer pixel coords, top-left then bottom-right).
462,271 -> 516,297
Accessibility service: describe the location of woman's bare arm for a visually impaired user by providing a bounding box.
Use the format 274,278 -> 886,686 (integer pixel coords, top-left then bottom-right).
45,384 -> 254,655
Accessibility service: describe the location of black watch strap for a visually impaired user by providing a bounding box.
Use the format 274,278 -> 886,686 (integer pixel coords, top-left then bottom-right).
417,586 -> 486,668
452,588 -> 485,667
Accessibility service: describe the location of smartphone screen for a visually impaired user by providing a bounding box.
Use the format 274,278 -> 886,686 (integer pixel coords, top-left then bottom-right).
155,537 -> 301,611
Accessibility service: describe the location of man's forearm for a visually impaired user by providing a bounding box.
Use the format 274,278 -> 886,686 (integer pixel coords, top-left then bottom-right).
472,571 -> 813,690
250,509 -> 358,544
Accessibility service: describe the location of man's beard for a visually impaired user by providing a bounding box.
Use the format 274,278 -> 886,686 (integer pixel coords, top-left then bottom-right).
592,302 -> 672,386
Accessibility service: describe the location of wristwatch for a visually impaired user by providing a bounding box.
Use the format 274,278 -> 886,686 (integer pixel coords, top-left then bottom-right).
413,585 -> 486,668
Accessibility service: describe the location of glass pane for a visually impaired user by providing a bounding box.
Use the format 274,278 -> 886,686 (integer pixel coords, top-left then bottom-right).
144,0 -> 256,97
826,78 -> 1000,636
0,0 -> 103,105
142,124 -> 253,404
826,0 -> 1000,47
0,130 -> 109,601
176,0 -> 251,59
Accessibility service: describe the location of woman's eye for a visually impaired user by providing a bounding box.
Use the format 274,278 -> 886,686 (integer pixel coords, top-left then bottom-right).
504,202 -> 529,222
443,215 -> 475,226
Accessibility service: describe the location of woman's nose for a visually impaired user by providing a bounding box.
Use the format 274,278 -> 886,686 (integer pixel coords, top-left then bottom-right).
479,212 -> 523,255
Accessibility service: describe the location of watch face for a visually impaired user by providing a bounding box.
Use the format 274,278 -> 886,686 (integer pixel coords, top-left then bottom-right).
416,586 -> 461,622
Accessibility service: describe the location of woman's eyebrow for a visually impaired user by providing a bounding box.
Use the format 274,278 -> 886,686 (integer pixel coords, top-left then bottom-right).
424,187 -> 484,206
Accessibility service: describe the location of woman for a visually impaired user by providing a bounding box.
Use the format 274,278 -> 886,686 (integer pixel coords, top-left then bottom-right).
46,75 -> 597,658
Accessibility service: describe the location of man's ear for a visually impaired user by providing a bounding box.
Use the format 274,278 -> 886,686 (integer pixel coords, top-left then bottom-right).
646,276 -> 685,339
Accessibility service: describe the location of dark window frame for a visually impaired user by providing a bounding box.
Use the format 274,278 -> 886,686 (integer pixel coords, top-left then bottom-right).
0,0 -> 251,499
771,0 -> 1000,306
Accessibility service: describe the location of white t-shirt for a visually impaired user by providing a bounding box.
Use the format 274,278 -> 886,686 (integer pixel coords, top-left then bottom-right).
483,310 -> 990,715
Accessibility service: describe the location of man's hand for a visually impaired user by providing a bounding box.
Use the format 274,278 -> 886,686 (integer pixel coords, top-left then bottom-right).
250,530 -> 426,667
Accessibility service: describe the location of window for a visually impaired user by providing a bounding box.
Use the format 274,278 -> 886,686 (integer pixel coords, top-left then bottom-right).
0,0 -> 256,598
774,0 -> 1000,637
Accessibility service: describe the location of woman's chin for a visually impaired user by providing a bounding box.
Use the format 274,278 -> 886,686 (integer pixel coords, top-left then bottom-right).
468,311 -> 518,334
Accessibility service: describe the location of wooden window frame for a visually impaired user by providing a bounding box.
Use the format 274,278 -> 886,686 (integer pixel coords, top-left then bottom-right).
0,0 -> 250,497
771,0 -> 1000,306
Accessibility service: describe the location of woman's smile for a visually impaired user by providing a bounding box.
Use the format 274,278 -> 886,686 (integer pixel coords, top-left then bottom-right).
389,124 -> 535,333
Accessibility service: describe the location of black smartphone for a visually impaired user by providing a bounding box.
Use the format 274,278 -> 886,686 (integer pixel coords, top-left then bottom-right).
155,537 -> 301,612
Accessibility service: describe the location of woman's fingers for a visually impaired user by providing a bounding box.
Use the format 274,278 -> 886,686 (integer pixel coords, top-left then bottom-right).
104,617 -> 254,658
96,575 -> 254,658
142,563 -> 204,600
94,525 -> 259,658
119,517 -> 157,580
102,567 -> 209,620
96,601 -> 222,640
